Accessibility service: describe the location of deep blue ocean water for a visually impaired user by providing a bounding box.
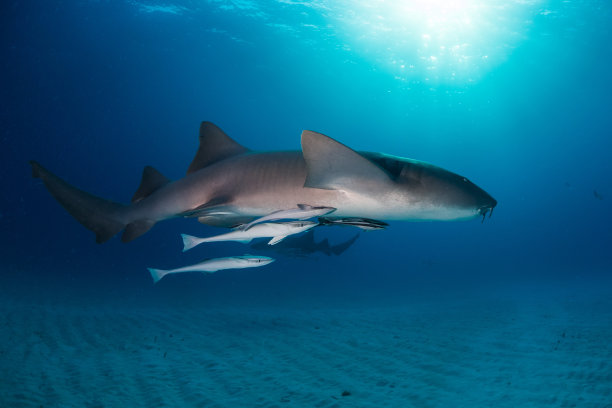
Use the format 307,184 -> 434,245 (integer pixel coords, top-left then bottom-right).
3,0 -> 610,302
1,1 -> 612,405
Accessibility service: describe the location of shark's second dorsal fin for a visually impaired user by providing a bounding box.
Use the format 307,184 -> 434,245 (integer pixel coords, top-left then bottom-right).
187,122 -> 250,174
132,166 -> 171,203
301,130 -> 392,191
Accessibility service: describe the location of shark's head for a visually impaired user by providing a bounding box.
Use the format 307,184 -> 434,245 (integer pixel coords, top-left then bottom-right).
301,131 -> 496,223
366,153 -> 497,221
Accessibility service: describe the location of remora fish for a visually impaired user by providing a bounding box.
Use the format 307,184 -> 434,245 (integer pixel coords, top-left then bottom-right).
30,121 -> 497,243
318,217 -> 388,231
148,255 -> 274,283
181,221 -> 318,251
241,204 -> 335,230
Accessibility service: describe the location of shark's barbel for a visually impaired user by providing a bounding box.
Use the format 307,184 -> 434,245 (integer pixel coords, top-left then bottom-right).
30,121 -> 497,243
148,255 -> 275,283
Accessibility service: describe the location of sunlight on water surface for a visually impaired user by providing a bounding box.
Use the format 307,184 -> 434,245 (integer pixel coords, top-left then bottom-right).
333,0 -> 547,85
127,0 -> 550,86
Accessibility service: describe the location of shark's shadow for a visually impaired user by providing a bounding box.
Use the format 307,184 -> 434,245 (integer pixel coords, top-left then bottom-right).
250,230 -> 359,257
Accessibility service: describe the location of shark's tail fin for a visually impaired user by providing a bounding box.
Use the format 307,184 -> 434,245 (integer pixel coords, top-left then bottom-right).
30,161 -> 127,244
148,267 -> 170,284
181,234 -> 201,252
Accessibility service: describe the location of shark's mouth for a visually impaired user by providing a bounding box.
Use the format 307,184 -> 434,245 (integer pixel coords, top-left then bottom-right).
478,205 -> 495,223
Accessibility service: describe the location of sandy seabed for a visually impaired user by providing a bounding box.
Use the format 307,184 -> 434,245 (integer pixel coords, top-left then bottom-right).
1,288 -> 611,408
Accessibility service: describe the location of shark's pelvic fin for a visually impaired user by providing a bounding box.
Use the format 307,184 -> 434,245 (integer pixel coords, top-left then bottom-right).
187,122 -> 250,174
197,216 -> 254,228
122,219 -> 156,243
131,166 -> 170,203
301,130 -> 392,191
178,196 -> 253,228
179,196 -> 234,218
30,161 -> 126,243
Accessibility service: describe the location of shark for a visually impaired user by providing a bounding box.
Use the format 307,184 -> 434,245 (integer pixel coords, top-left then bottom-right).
30,121 -> 497,243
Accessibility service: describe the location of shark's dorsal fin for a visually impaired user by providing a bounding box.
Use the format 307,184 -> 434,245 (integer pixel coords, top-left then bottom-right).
187,122 -> 250,174
301,130 -> 392,191
132,166 -> 171,203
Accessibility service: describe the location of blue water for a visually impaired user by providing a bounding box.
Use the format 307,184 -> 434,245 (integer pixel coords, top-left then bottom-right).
1,1 -> 612,405
3,0 -> 610,296
2,3 -> 610,288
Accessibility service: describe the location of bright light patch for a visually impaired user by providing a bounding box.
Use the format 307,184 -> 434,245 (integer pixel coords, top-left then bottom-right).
130,1 -> 186,15
334,0 -> 545,85
127,0 -> 547,85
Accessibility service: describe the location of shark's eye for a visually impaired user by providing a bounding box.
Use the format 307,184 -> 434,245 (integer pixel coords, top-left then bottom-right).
462,178 -> 468,182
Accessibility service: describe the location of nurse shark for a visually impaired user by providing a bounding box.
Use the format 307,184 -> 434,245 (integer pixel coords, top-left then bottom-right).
30,121 -> 497,243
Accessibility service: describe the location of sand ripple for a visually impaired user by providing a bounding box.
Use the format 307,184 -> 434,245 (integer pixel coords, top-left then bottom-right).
1,298 -> 611,407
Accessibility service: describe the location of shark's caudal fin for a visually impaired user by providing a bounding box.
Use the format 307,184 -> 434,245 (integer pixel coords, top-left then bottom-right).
148,268 -> 169,284
30,161 -> 169,243
30,161 -> 127,244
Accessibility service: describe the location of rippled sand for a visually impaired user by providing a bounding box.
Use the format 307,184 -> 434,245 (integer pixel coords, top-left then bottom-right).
1,288 -> 611,407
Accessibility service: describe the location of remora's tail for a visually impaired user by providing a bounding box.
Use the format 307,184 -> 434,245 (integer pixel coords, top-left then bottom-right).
181,234 -> 202,252
30,161 -> 127,243
148,268 -> 170,284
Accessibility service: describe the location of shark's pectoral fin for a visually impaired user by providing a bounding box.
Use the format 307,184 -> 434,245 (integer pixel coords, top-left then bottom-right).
179,196 -> 233,218
187,122 -> 250,174
198,216 -> 254,229
180,196 -> 253,228
132,166 -> 171,203
301,130 -> 392,191
122,219 -> 156,242
268,235 -> 288,245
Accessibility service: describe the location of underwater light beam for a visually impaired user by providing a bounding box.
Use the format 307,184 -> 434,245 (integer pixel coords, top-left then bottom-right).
335,0 -> 544,84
